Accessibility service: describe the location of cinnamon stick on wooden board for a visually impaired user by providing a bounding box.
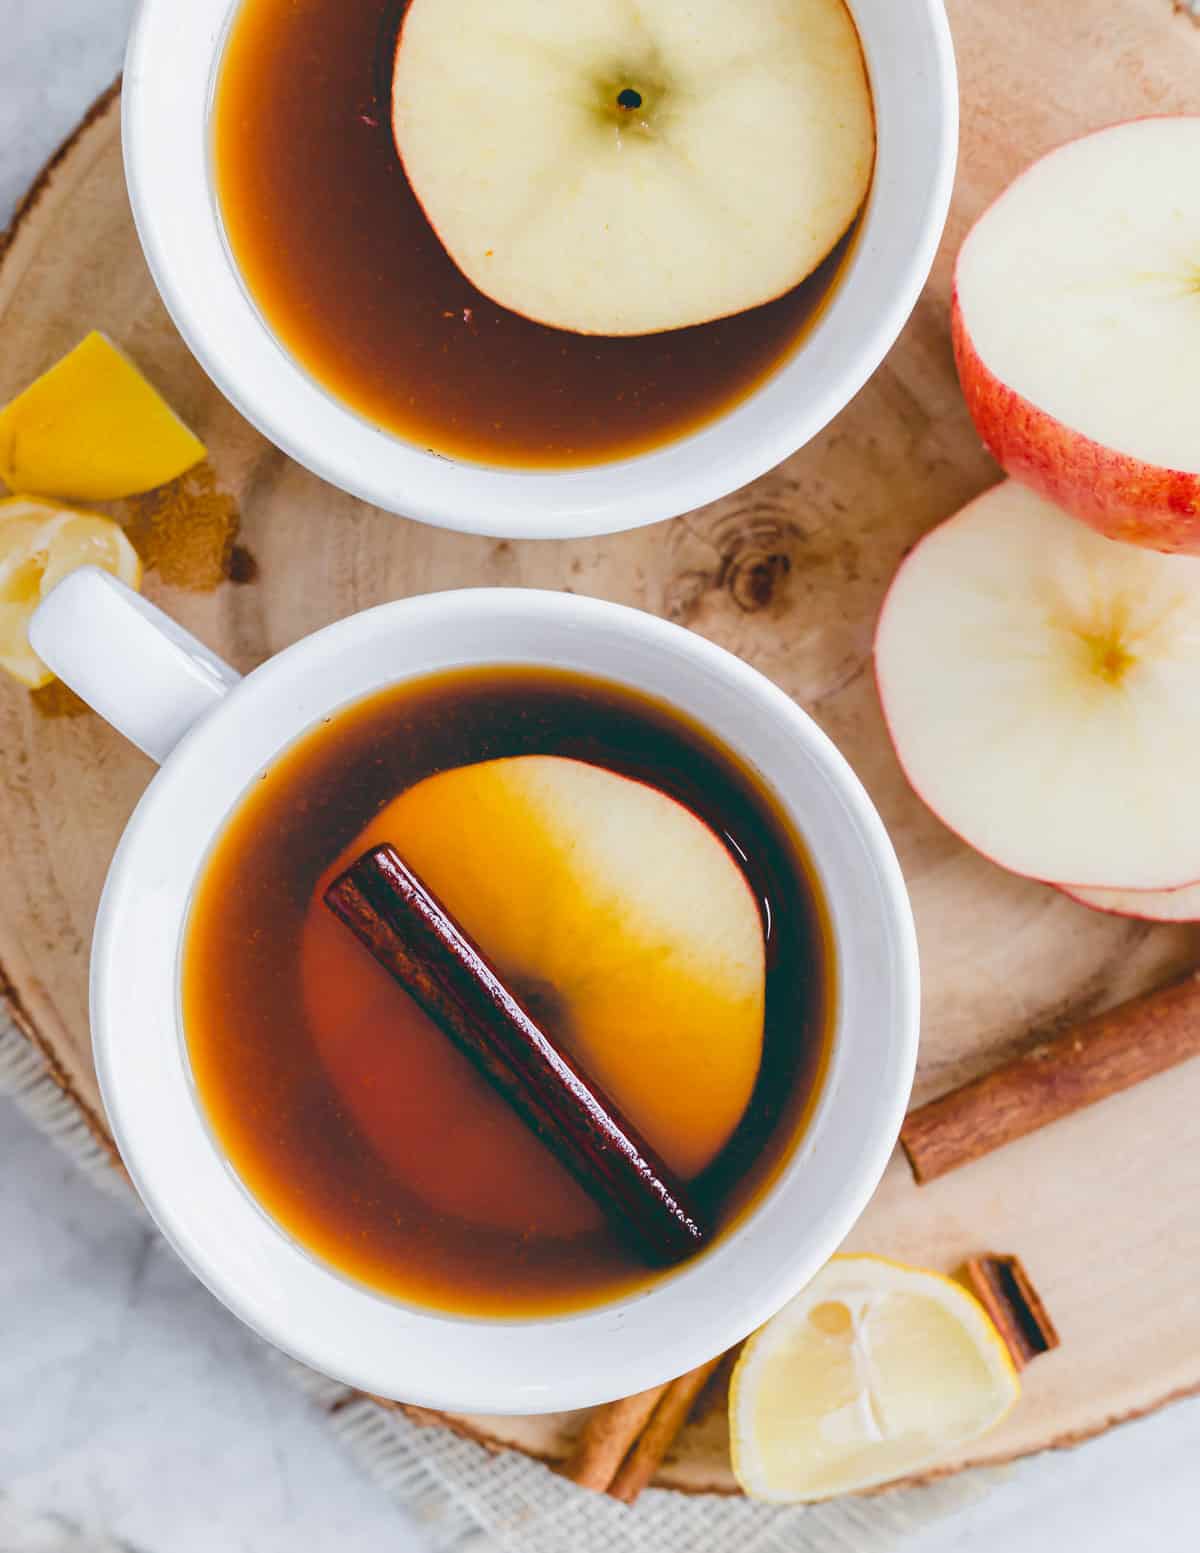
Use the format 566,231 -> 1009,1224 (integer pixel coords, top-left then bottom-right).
901,969 -> 1200,1183
560,1385 -> 670,1494
561,1356 -> 724,1504
325,844 -> 707,1264
608,1356 -> 724,1504
962,1253 -> 1059,1369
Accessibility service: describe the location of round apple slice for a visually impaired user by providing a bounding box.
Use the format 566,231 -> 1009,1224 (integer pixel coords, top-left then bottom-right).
953,117 -> 1200,554
303,755 -> 765,1234
391,0 -> 874,335
1061,881 -> 1200,923
875,480 -> 1200,891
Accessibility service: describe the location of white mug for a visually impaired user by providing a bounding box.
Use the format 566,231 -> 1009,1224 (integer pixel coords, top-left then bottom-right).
122,0 -> 957,539
30,570 -> 918,1413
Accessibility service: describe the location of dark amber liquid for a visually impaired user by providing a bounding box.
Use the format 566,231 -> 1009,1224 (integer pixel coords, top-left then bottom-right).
182,668 -> 833,1316
212,0 -> 855,469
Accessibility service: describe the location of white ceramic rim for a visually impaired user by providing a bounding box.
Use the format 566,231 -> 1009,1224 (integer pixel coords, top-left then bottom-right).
90,589 -> 918,1413
121,0 -> 958,539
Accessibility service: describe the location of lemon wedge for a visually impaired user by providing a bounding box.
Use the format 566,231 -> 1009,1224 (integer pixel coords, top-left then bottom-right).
730,1255 -> 1020,1502
0,332 -> 206,501
0,496 -> 142,688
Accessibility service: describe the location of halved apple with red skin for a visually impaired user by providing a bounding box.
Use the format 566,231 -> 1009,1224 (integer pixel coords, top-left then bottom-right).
952,118 -> 1200,555
391,0 -> 874,336
1061,881 -> 1200,923
875,481 -> 1200,892
302,755 -> 765,1235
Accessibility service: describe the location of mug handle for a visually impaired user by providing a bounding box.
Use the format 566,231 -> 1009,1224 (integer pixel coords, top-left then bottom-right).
29,567 -> 242,765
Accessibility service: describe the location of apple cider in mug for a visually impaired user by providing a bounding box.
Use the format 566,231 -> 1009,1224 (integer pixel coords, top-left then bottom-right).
212,0 -> 874,468
182,668 -> 834,1315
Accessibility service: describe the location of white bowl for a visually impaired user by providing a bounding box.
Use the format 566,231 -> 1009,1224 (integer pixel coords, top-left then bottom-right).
31,572 -> 920,1414
122,0 -> 957,539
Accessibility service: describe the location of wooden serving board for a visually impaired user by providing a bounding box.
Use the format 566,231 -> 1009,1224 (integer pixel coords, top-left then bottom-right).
2,0 -> 1199,1497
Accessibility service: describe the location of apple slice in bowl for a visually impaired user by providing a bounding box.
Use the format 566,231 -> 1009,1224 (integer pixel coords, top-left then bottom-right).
303,754 -> 766,1233
875,480 -> 1200,892
391,0 -> 875,335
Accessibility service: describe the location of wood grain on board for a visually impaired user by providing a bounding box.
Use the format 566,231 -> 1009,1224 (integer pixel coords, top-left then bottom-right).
1,0 -> 1198,1496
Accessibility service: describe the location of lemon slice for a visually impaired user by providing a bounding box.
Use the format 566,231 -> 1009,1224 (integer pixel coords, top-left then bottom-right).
0,332 -> 206,501
730,1255 -> 1020,1502
0,496 -> 142,688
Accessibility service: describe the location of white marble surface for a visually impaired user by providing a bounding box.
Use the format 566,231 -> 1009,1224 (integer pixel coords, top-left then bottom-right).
1,5 -> 1198,1550
1,1108 -> 420,1552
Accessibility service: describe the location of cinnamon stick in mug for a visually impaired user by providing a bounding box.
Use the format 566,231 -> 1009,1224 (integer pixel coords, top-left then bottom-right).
325,844 -> 707,1264
901,970 -> 1200,1183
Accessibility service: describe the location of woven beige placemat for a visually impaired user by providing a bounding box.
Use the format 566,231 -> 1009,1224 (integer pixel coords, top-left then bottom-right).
1,1008 -> 1001,1551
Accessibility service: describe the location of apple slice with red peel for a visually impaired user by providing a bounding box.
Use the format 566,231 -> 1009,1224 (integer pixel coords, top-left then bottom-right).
875,480 -> 1200,891
1061,881 -> 1200,923
391,0 -> 874,336
303,755 -> 765,1234
953,118 -> 1200,554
